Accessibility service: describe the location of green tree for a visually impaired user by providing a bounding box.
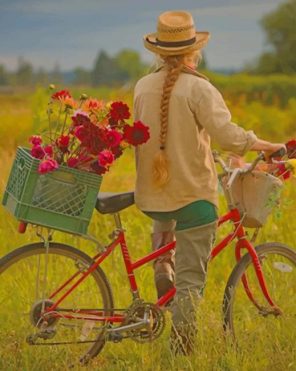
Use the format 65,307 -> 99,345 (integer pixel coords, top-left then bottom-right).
50,63 -> 63,85
255,0 -> 296,74
0,64 -> 8,85
73,67 -> 91,85
34,67 -> 49,86
114,49 -> 147,81
15,57 -> 33,86
91,50 -> 120,86
199,52 -> 208,71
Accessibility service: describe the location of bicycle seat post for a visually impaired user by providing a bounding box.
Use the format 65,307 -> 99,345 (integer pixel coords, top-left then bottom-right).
113,213 -> 123,230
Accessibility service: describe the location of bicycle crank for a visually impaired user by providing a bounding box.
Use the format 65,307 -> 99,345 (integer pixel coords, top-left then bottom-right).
122,302 -> 165,343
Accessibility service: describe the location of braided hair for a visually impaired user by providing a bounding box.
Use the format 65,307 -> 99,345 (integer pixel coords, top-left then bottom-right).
152,55 -> 184,187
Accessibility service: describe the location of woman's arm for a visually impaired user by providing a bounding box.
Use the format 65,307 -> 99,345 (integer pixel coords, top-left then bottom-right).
194,81 -> 286,157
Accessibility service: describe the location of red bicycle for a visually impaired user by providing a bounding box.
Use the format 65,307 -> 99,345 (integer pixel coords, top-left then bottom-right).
0,151 -> 295,365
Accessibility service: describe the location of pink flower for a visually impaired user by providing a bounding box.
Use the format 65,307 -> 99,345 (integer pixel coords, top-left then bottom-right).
98,149 -> 114,167
44,145 -> 53,157
31,145 -> 45,159
29,135 -> 42,146
67,157 -> 79,168
38,158 -> 59,174
105,129 -> 122,148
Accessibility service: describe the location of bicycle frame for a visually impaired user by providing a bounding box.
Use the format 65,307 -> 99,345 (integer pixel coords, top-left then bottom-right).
45,206 -> 281,324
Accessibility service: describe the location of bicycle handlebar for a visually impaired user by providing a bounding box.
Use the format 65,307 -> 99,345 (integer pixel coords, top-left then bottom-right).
212,150 -> 263,175
213,149 -> 285,191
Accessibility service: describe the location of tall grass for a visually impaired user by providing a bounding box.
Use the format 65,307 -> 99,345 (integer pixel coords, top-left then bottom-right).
0,88 -> 295,371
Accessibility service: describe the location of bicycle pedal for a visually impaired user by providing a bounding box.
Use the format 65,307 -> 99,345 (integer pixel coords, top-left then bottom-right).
108,331 -> 124,343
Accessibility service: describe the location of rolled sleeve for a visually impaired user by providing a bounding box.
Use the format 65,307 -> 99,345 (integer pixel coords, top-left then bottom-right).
194,82 -> 257,156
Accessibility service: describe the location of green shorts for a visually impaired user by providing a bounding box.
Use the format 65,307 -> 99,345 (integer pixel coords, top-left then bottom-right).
143,200 -> 218,231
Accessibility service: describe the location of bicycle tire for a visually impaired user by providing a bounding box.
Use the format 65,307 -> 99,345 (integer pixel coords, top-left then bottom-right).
223,242 -> 296,342
0,242 -> 114,365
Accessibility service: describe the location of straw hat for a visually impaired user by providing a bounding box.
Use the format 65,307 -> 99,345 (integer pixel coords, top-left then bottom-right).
144,10 -> 210,55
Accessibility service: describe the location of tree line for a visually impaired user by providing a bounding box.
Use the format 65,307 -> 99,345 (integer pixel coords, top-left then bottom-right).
0,50 -> 150,87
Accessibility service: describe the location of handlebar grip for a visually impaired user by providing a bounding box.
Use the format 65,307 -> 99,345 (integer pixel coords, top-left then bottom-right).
269,147 -> 287,159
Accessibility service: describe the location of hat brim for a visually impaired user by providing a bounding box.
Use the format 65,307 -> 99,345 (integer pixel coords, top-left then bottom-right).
143,31 -> 210,55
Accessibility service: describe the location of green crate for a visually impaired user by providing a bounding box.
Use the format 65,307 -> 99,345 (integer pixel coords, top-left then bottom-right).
2,147 -> 102,235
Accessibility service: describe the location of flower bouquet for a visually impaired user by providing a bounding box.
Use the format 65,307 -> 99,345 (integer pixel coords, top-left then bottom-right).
29,89 -> 149,175
2,88 -> 150,235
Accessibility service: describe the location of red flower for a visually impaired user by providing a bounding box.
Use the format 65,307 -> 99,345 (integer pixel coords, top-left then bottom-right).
31,145 -> 45,159
105,129 -> 122,148
98,149 -> 115,167
57,135 -> 70,147
74,125 -> 86,141
56,135 -> 70,153
74,122 -> 106,155
78,153 -> 93,163
44,145 -> 53,157
110,101 -> 130,121
286,139 -> 296,158
123,121 -> 150,146
67,157 -> 79,168
29,135 -> 42,146
38,158 -> 59,174
108,117 -> 118,128
90,161 -> 108,175
71,111 -> 91,127
52,89 -> 72,101
111,145 -> 123,159
275,163 -> 291,180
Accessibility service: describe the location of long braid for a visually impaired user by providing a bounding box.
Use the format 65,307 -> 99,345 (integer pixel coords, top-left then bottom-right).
153,55 -> 184,187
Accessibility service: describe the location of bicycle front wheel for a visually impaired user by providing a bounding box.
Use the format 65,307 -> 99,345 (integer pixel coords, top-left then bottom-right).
0,242 -> 114,367
223,243 -> 296,346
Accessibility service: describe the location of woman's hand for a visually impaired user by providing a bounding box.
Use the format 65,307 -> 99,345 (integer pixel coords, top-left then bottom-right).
250,140 -> 286,160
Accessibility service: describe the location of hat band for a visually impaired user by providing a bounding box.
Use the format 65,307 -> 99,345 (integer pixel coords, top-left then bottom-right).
148,36 -> 196,48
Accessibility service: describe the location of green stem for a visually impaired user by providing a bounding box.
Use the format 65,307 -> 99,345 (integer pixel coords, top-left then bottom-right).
61,110 -> 68,135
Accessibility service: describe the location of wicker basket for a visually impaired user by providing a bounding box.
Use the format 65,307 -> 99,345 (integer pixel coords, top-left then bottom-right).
221,170 -> 283,228
2,147 -> 102,235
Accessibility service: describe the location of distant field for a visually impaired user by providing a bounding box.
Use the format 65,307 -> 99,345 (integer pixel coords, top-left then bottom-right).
0,86 -> 296,371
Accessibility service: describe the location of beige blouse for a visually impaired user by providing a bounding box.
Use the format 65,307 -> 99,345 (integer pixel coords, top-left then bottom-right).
133,67 -> 257,211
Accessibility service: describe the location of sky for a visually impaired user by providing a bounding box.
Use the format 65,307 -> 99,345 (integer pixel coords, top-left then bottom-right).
0,0 -> 285,72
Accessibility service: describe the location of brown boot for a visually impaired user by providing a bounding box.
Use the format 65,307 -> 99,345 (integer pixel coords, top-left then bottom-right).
152,231 -> 175,299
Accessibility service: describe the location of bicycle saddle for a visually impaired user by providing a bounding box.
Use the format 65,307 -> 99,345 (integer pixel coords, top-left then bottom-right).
96,191 -> 135,214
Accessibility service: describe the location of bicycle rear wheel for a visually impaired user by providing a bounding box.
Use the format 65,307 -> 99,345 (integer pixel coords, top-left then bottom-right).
0,242 -> 113,367
223,243 -> 296,346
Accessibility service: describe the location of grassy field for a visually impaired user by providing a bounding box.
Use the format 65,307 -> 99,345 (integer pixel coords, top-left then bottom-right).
0,87 -> 296,371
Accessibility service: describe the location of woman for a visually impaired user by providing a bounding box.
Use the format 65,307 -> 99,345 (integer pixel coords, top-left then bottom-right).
133,10 -> 285,354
